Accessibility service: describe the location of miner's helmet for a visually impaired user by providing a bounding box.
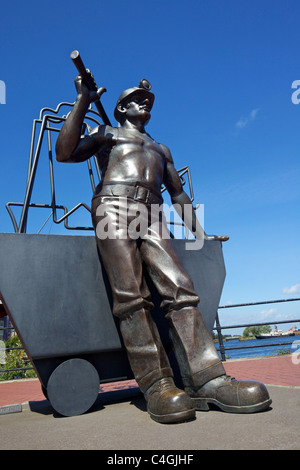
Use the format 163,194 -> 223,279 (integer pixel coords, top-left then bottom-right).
114,79 -> 155,123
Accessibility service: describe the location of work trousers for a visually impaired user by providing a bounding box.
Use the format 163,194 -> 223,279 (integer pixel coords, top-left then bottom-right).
91,195 -> 225,392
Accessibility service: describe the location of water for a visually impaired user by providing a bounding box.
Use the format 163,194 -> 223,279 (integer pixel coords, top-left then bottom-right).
215,335 -> 300,360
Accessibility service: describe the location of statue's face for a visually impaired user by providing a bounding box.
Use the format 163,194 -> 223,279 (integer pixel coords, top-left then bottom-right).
121,94 -> 152,124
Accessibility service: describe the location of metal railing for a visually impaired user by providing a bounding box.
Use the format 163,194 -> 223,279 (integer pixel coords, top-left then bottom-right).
0,325 -> 35,378
1,297 -> 299,379
214,297 -> 300,361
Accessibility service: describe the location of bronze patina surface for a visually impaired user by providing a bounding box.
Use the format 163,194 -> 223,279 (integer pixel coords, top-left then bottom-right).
55,59 -> 271,423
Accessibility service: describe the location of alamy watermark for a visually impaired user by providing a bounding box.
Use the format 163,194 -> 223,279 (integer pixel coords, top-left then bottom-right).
95,199 -> 205,250
291,80 -> 300,104
0,340 -> 5,365
291,339 -> 300,365
0,80 -> 6,104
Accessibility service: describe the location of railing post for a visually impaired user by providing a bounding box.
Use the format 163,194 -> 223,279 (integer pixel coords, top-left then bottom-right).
215,311 -> 226,361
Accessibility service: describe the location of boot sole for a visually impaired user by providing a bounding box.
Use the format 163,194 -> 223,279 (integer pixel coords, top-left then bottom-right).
191,397 -> 272,414
148,408 -> 196,424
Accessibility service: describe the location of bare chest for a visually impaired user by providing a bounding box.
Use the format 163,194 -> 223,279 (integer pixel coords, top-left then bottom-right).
117,130 -> 164,156
103,129 -> 166,187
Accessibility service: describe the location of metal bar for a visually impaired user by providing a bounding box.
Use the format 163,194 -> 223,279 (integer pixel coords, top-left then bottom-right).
18,117 -> 47,233
219,298 -> 300,309
213,318 -> 300,331
217,341 -> 297,352
47,124 -> 59,228
37,211 -> 53,234
0,367 -> 34,373
93,155 -> 102,182
26,119 -> 38,186
7,201 -> 95,232
178,166 -> 194,202
215,312 -> 226,361
87,158 -> 96,193
6,202 -> 58,233
52,202 -> 92,227
5,202 -> 19,232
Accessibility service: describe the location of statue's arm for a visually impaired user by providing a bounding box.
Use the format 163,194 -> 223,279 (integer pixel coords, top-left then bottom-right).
162,145 -> 202,237
162,145 -> 229,242
55,75 -> 113,163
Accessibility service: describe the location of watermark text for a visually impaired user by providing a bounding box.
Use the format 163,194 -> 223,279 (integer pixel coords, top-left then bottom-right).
291,80 -> 300,104
291,339 -> 300,365
95,198 -> 205,250
0,80 -> 6,104
0,340 -> 5,365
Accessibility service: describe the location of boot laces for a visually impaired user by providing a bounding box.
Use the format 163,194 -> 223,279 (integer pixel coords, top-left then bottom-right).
148,378 -> 176,396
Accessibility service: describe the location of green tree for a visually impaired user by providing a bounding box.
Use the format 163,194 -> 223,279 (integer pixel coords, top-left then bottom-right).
0,335 -> 36,381
259,325 -> 272,334
243,325 -> 271,338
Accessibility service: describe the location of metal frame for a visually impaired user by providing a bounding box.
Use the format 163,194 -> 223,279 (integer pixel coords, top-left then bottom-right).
6,102 -> 103,233
6,102 -> 194,236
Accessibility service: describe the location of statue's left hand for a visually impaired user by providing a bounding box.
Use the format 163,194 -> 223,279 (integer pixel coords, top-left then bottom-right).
204,234 -> 230,242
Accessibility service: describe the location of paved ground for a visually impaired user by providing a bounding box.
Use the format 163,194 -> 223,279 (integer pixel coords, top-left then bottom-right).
1,355 -> 299,450
1,354 -> 299,407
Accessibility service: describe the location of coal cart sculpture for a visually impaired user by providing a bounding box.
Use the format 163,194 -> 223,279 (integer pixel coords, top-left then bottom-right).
0,54 -> 226,417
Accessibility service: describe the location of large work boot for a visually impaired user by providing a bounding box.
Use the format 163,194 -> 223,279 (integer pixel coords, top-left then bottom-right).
145,377 -> 195,424
120,309 -> 195,423
185,375 -> 272,414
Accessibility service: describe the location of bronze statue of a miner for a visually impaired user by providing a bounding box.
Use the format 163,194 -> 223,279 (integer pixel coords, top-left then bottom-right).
56,61 -> 271,423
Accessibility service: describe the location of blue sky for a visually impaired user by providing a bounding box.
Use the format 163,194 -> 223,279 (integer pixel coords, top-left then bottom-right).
0,0 -> 299,334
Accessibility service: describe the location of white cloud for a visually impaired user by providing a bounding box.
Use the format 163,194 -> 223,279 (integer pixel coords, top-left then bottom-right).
260,308 -> 277,319
235,117 -> 248,129
282,283 -> 300,294
250,108 -> 259,120
259,308 -> 291,323
235,108 -> 260,129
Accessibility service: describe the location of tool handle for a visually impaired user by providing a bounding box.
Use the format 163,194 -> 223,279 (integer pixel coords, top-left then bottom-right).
70,50 -> 112,125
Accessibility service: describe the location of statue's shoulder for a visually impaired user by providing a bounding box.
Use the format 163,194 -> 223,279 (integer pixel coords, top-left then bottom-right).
157,142 -> 172,163
91,124 -> 118,139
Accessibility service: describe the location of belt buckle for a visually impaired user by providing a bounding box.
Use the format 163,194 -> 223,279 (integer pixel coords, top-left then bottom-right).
134,185 -> 150,204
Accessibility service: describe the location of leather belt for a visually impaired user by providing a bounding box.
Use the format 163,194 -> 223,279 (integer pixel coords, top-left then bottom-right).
96,183 -> 163,205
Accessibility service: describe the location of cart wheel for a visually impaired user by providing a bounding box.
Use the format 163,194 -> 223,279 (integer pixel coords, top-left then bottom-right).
47,358 -> 100,417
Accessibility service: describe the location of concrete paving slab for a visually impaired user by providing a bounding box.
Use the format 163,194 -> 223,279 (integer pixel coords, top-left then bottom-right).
0,385 -> 299,450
